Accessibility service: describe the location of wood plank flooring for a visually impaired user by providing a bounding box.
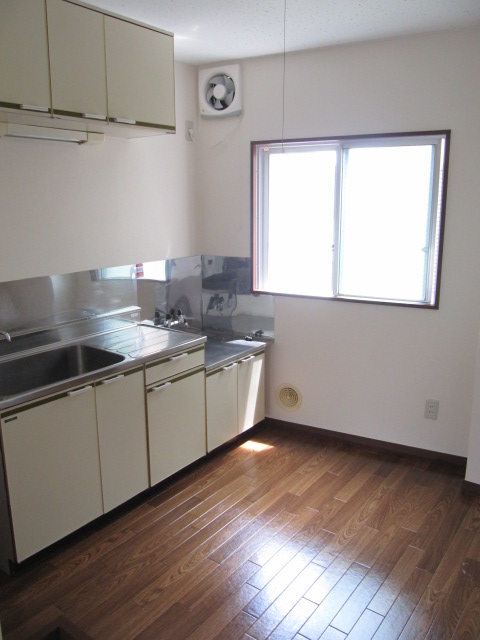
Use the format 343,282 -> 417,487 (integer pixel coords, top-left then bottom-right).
1,421 -> 480,640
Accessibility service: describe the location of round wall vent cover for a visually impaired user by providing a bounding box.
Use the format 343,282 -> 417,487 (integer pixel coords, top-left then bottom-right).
276,384 -> 302,410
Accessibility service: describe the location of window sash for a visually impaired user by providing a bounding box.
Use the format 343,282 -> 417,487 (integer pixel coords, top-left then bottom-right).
252,131 -> 449,308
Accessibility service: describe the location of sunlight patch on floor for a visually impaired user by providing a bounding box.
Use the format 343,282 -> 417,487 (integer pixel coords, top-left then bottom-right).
240,440 -> 274,452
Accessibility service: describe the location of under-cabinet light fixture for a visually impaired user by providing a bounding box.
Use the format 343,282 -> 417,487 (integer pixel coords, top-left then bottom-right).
0,122 -> 104,145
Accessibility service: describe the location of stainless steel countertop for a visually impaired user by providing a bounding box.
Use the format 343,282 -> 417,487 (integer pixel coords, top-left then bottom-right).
203,338 -> 266,372
0,317 -> 269,411
160,325 -> 268,372
0,320 -> 205,411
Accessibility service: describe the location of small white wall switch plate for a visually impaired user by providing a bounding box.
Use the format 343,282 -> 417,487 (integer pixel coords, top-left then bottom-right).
425,399 -> 439,420
185,120 -> 194,141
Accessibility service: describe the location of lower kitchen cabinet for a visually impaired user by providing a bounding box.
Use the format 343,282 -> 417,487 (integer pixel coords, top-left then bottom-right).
95,368 -> 148,513
206,350 -> 265,452
0,339 -> 264,569
0,385 -> 103,562
238,351 -> 266,433
206,362 -> 238,451
147,367 -> 206,485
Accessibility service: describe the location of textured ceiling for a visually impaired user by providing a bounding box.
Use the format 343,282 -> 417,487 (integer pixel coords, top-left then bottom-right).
87,0 -> 480,65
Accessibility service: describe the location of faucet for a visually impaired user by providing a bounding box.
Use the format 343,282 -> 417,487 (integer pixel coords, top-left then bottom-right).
154,309 -> 187,328
0,330 -> 11,342
166,309 -> 186,328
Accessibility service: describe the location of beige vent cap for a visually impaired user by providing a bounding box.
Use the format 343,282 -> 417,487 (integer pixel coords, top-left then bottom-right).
276,384 -> 302,410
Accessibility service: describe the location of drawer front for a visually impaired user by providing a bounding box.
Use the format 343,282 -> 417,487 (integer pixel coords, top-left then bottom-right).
145,347 -> 204,385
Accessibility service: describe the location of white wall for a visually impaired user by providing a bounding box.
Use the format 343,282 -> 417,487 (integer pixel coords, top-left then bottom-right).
196,27 -> 480,457
0,62 -> 199,283
2,26 -> 480,462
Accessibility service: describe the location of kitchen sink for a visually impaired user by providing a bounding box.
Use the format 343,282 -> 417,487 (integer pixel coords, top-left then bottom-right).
0,344 -> 125,398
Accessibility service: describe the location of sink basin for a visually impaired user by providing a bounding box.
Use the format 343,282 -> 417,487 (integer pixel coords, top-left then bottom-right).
0,345 -> 125,398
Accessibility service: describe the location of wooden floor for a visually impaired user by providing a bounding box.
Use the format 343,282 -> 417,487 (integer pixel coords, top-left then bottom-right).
1,421 -> 480,640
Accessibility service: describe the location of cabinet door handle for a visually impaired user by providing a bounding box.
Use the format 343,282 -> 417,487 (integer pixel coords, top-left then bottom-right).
67,385 -> 93,397
100,375 -> 125,385
20,104 -> 49,112
223,362 -> 238,371
113,117 -> 136,125
82,113 -> 107,121
240,355 -> 255,363
150,382 -> 172,393
169,353 -> 188,362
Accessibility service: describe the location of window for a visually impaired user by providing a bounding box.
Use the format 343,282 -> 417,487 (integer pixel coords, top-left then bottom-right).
252,131 -> 449,307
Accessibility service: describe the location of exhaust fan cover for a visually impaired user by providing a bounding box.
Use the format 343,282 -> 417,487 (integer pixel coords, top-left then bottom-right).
199,65 -> 242,118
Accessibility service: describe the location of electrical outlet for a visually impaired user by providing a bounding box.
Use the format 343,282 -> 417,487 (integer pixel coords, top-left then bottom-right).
425,399 -> 439,420
185,120 -> 194,141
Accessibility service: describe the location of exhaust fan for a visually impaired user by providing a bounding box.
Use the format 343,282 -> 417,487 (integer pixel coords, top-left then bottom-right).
199,65 -> 242,118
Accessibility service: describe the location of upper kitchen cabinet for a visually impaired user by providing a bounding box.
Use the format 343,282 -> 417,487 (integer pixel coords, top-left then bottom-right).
46,0 -> 107,121
104,15 -> 175,131
0,0 -> 51,113
0,0 -> 175,135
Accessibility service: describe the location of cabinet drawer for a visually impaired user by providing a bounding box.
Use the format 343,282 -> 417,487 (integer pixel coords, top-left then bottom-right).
145,347 -> 204,385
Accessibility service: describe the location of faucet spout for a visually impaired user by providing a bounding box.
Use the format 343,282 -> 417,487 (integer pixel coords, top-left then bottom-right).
0,330 -> 11,342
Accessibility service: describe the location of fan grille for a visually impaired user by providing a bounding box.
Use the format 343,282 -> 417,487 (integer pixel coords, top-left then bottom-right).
276,384 -> 302,410
206,74 -> 235,111
199,64 -> 242,118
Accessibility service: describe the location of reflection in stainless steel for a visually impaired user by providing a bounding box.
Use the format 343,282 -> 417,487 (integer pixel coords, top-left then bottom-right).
0,317 -> 134,359
0,270 -> 138,334
136,255 -> 274,339
201,256 -> 274,338
0,345 -> 125,399
137,256 -> 203,330
0,255 -> 273,341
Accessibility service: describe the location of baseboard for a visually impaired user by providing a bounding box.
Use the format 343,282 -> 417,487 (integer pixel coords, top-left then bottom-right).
263,417 -> 467,471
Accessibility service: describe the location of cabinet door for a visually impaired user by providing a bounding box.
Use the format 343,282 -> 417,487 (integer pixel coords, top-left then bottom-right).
46,0 -> 107,120
238,352 -> 266,433
96,369 -> 149,513
105,15 -> 175,129
206,363 -> 238,452
0,0 -> 51,112
1,386 -> 103,562
147,369 -> 206,485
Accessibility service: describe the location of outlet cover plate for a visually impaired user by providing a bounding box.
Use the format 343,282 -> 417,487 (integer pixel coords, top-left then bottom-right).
425,399 -> 439,420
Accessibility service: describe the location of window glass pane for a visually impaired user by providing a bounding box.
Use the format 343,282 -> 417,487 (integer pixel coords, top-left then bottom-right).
252,132 -> 448,307
266,149 -> 337,296
339,145 -> 434,302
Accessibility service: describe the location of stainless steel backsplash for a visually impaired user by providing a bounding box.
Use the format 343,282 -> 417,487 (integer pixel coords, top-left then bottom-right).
0,256 -> 274,338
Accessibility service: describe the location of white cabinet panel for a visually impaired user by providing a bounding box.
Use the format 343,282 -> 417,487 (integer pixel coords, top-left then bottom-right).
145,348 -> 204,386
0,0 -> 51,111
147,369 -> 206,485
238,352 -> 266,433
95,369 -> 149,513
206,350 -> 266,451
105,15 -> 175,129
0,1 -> 175,134
1,386 -> 103,562
206,363 -> 238,452
47,0 -> 107,119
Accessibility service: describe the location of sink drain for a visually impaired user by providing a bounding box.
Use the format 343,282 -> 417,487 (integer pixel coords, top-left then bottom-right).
276,384 -> 302,410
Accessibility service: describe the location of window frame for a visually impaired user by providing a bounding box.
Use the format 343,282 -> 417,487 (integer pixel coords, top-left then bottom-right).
251,130 -> 450,309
